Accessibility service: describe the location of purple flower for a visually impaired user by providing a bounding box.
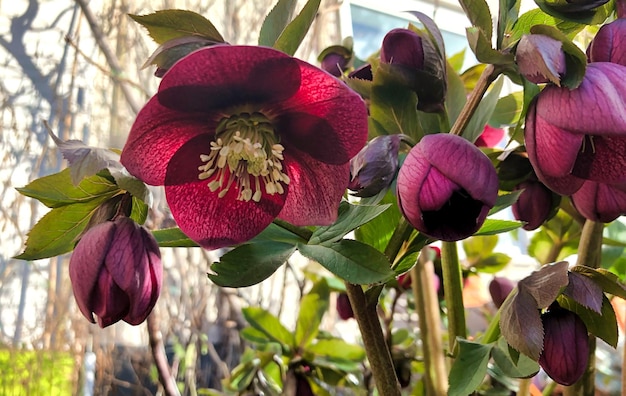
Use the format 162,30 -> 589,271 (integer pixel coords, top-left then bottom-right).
539,304 -> 589,386
524,62 -> 626,195
348,134 -> 401,197
512,179 -> 558,230
396,134 -> 498,241
69,217 -> 162,327
380,28 -> 446,112
488,277 -> 515,308
571,180 -> 626,222
121,46 -> 368,249
587,18 -> 626,66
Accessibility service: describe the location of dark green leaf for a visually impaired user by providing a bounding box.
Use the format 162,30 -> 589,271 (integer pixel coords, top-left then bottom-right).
557,294 -> 618,348
307,339 -> 365,361
15,199 -> 109,260
489,190 -> 524,215
489,91 -> 524,127
464,77 -> 504,142
16,168 -> 119,208
129,10 -> 224,45
152,227 -> 199,247
242,307 -> 294,348
259,0 -> 297,47
466,27 -> 515,65
533,0 -> 611,24
130,196 -> 148,225
273,0 -> 321,56
446,62 -> 467,126
354,190 -> 402,253
295,280 -> 330,349
505,9 -> 584,47
448,339 -> 493,396
209,241 -> 296,288
474,219 -> 523,236
251,222 -> 308,244
309,202 -> 390,245
297,240 -> 394,284
497,0 -> 521,48
492,337 -> 540,378
459,0 -> 493,38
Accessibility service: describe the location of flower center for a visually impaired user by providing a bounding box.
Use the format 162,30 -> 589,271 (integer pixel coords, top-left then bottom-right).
198,112 -> 290,202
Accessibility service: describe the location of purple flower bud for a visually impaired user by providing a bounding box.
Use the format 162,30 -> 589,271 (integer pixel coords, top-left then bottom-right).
488,277 -> 515,308
571,180 -> 626,222
512,179 -> 558,230
525,62 -> 626,195
69,217 -> 162,327
516,34 -> 566,85
396,134 -> 498,241
380,28 -> 446,113
539,304 -> 589,386
336,292 -> 354,320
587,18 -> 626,66
349,135 -> 401,197
320,52 -> 349,77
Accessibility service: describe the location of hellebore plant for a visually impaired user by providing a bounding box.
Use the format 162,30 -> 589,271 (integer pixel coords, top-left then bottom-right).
512,179 -> 558,230
121,45 -> 368,249
69,216 -> 162,328
348,134 -> 402,197
396,133 -> 498,241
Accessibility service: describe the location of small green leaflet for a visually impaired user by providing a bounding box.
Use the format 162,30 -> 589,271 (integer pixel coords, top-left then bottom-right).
295,280 -> 329,349
152,227 -> 199,247
129,10 -> 224,45
242,307 -> 294,350
448,339 -> 494,396
309,201 -> 390,245
273,0 -> 321,56
259,0 -> 297,47
474,218 -> 522,236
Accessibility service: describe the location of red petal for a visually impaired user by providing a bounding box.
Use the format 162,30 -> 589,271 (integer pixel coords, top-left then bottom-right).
164,136 -> 285,249
277,149 -> 350,226
572,135 -> 626,184
93,269 -> 130,328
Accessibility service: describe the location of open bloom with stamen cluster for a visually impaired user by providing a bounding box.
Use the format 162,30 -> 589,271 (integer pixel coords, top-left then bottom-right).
396,133 -> 498,241
121,45 -> 368,249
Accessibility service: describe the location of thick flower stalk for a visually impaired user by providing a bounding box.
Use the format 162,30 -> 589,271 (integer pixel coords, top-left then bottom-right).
69,216 -> 162,328
121,45 -> 368,249
396,133 -> 498,241
524,62 -> 626,196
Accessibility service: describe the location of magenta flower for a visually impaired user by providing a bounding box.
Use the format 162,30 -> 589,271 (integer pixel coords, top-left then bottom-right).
396,133 -> 498,241
69,217 -> 162,328
121,46 -> 368,249
587,18 -> 626,66
525,62 -> 626,195
571,180 -> 626,222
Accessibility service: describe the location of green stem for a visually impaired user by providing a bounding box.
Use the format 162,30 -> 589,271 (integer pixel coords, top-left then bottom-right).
412,249 -> 448,395
449,64 -> 499,137
344,282 -> 401,396
441,241 -> 466,355
564,220 -> 604,396
517,378 -> 531,396
481,308 -> 501,344
384,217 -> 414,263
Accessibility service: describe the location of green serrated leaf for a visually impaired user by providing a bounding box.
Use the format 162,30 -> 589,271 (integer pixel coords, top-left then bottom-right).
259,0 -> 297,47
448,339 -> 494,396
354,191 -> 403,252
505,8 -> 584,47
309,202 -> 390,245
129,10 -> 224,45
15,199 -> 110,260
497,0 -> 521,48
250,222 -> 308,245
464,77 -> 504,142
307,339 -> 366,362
16,168 -> 119,208
130,196 -> 148,225
242,307 -> 294,349
297,240 -> 394,284
152,227 -> 199,247
474,218 -> 523,236
459,0 -> 493,39
557,294 -> 618,348
295,280 -> 330,349
466,27 -> 515,65
209,241 -> 296,288
273,0 -> 321,55
492,337 -> 540,378
489,190 -> 524,215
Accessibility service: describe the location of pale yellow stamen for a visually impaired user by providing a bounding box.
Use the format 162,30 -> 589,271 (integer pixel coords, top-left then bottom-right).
198,113 -> 290,202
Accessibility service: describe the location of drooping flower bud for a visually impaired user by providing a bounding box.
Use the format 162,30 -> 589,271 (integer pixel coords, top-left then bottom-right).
570,180 -> 626,222
336,292 -> 354,320
69,216 -> 162,327
349,135 -> 402,197
396,133 -> 498,241
380,28 -> 446,112
587,18 -> 626,66
488,277 -> 515,308
516,34 -> 566,85
512,179 -> 559,230
539,304 -> 589,386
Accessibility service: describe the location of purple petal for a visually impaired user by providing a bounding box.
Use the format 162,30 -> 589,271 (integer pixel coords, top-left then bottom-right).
164,135 -> 285,249
572,135 -> 626,184
587,19 -> 626,66
278,149 -> 350,226
93,269 -> 130,328
571,181 -> 626,222
69,221 -> 116,323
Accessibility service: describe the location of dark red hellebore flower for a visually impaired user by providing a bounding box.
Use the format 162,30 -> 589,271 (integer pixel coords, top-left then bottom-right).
396,133 -> 498,241
539,304 -> 589,386
69,216 -> 162,328
121,46 -> 368,249
587,18 -> 626,66
525,62 -> 626,195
